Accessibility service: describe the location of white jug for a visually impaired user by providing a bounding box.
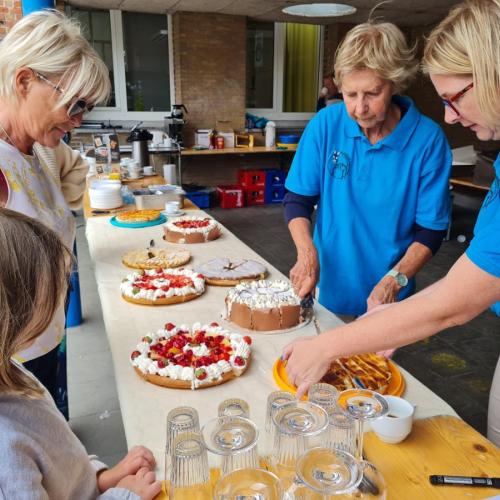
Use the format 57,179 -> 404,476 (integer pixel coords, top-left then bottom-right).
265,121 -> 276,148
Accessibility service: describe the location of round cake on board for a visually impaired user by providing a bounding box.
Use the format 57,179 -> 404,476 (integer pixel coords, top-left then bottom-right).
163,216 -> 222,244
130,321 -> 252,389
194,258 -> 267,286
120,268 -> 205,305
115,209 -> 162,224
122,248 -> 191,270
225,279 -> 302,331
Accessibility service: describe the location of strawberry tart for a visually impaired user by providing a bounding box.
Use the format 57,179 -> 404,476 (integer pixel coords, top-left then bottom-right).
163,216 -> 222,244
130,321 -> 252,389
225,279 -> 302,331
194,258 -> 267,286
120,268 -> 205,305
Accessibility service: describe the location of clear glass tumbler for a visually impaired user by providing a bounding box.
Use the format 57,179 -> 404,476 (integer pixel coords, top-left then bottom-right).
213,468 -> 282,499
169,432 -> 211,499
201,415 -> 259,477
271,401 -> 329,479
165,406 -> 200,481
308,383 -> 339,412
326,407 -> 357,457
218,398 -> 250,418
264,391 -> 295,459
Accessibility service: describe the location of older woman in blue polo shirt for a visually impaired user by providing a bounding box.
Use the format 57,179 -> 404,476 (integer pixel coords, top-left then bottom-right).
285,21 -> 452,317
283,0 -> 500,446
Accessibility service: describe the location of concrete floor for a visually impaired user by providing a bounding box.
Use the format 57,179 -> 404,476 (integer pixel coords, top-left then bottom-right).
68,191 -> 499,464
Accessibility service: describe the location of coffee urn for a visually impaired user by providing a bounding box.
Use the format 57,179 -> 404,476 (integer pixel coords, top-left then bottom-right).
127,128 -> 153,168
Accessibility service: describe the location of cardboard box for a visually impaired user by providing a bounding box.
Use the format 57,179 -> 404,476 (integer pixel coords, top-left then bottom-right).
218,131 -> 235,148
195,129 -> 211,148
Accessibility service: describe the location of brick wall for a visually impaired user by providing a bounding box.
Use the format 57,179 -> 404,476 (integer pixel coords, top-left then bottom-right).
0,0 -> 22,38
172,11 -> 246,147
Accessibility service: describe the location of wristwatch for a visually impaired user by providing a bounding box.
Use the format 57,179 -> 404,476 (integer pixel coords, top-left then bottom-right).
385,269 -> 408,287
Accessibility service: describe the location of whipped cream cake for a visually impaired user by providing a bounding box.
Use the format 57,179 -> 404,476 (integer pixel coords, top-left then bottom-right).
163,216 -> 222,244
120,268 -> 205,305
225,279 -> 302,331
194,258 -> 267,286
131,321 -> 251,389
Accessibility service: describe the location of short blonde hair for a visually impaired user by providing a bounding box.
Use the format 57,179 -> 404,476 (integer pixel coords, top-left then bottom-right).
0,209 -> 72,398
334,22 -> 418,94
422,0 -> 500,128
0,9 -> 110,107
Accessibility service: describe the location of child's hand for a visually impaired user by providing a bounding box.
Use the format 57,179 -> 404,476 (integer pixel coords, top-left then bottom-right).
117,467 -> 162,500
98,446 -> 156,492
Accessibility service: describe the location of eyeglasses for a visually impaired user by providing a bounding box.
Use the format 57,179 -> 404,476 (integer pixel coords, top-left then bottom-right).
34,71 -> 94,117
441,82 -> 473,115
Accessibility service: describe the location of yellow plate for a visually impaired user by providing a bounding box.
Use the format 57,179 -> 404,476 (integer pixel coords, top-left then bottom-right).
272,358 -> 405,397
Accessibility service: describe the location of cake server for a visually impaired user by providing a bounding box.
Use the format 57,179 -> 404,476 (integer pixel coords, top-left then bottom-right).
300,294 -> 322,335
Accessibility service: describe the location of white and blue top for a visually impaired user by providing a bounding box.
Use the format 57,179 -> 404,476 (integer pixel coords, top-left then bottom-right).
285,96 -> 452,316
466,153 -> 500,315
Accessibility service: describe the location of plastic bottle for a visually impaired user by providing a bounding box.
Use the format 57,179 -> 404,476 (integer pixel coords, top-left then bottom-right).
265,121 -> 276,148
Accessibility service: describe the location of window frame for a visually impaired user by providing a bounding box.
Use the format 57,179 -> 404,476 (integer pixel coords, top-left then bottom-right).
247,22 -> 324,122
85,9 -> 175,121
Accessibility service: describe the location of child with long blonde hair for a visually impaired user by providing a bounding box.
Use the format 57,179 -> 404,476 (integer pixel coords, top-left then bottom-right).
0,208 -> 161,499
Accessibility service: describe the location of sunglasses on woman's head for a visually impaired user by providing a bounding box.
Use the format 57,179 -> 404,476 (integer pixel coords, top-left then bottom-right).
34,71 -> 94,117
441,82 -> 473,115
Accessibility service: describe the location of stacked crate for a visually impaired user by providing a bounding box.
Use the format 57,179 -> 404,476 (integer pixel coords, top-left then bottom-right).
216,185 -> 244,209
264,169 -> 286,204
238,169 -> 266,206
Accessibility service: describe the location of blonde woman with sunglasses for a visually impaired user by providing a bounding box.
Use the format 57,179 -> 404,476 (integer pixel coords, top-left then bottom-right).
0,10 -> 110,412
283,0 -> 500,447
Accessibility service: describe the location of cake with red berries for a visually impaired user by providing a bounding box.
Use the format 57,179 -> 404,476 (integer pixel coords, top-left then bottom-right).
130,322 -> 252,389
163,216 -> 222,244
225,279 -> 302,331
194,258 -> 267,286
120,268 -> 205,305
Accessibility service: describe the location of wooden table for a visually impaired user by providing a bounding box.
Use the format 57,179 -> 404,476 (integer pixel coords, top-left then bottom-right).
365,415 -> 500,499
181,146 -> 296,156
450,176 -> 491,192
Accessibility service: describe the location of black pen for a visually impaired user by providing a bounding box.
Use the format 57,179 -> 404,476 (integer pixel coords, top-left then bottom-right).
430,475 -> 500,488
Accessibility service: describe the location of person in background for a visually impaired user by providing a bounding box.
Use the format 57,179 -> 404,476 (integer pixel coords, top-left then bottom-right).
0,208 -> 161,500
284,21 -> 452,320
316,72 -> 342,111
282,0 -> 500,447
0,9 -> 110,415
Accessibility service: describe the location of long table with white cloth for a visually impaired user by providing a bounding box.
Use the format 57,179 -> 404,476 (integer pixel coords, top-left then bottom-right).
85,209 -> 460,475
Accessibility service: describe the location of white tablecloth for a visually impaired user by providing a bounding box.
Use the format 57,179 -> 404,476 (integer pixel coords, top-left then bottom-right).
85,211 -> 457,472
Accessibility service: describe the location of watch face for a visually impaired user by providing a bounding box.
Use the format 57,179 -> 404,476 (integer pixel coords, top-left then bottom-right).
397,273 -> 408,287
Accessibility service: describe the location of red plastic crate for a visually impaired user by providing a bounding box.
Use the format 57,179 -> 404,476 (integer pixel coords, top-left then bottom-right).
244,188 -> 265,206
238,169 -> 266,188
216,185 -> 244,209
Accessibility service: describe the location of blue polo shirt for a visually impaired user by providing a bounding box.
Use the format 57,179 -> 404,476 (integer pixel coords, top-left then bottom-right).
285,96 -> 452,315
466,153 -> 500,316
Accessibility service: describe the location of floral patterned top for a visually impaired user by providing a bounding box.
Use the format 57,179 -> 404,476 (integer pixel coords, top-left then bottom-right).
0,140 -> 75,362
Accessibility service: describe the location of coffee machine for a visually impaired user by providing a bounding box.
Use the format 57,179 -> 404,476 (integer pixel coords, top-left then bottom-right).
165,104 -> 188,147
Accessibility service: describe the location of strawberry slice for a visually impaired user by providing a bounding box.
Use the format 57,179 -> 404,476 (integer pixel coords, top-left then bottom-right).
131,350 -> 141,360
165,322 -> 176,331
195,368 -> 207,380
234,356 -> 245,367
243,336 -> 252,345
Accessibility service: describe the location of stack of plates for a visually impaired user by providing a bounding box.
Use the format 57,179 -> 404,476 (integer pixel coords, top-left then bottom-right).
89,181 -> 123,209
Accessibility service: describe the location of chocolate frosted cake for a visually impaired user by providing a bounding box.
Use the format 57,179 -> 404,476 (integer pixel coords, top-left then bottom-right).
225,279 -> 302,331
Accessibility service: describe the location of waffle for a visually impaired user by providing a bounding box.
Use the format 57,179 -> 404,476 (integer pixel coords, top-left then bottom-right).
321,353 -> 392,393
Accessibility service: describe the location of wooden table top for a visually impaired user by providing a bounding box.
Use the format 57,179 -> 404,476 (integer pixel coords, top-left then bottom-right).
364,415 -> 500,499
450,176 -> 491,191
181,146 -> 296,156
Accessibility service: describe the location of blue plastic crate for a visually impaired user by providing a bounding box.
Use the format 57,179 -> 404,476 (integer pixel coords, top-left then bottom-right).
264,185 -> 286,204
185,190 -> 212,208
265,169 -> 286,187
